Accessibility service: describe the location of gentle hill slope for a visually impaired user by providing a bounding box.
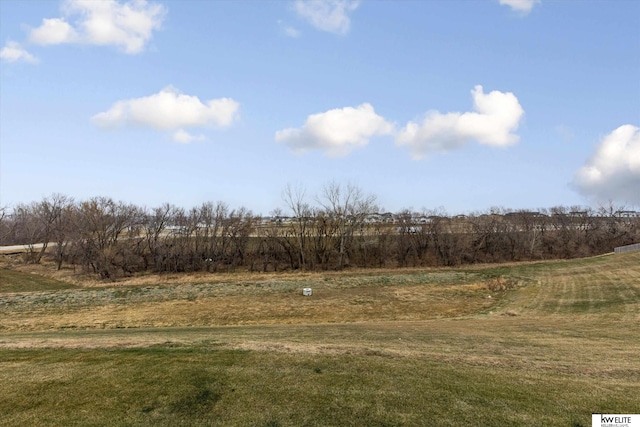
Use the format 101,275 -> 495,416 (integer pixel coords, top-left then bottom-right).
0,253 -> 639,426
1,252 -> 639,332
503,251 -> 640,318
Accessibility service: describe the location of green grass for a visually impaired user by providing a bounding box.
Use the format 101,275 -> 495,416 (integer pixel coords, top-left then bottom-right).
0,268 -> 77,293
1,342 -> 637,426
1,252 -> 639,426
503,252 -> 640,317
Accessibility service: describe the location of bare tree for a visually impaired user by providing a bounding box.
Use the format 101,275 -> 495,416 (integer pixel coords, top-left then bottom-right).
7,188 -> 637,274
259,209 -> 294,271
282,183 -> 315,270
202,201 -> 231,272
316,182 -> 377,269
395,209 -> 414,267
74,197 -> 144,279
0,205 -> 13,245
143,203 -> 178,271
45,194 -> 75,269
226,206 -> 256,270
12,202 -> 44,262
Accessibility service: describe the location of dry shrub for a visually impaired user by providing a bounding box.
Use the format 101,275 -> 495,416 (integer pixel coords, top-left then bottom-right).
486,277 -> 518,292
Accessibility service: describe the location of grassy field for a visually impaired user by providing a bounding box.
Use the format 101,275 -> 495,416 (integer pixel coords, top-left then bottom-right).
0,252 -> 639,426
0,267 -> 78,293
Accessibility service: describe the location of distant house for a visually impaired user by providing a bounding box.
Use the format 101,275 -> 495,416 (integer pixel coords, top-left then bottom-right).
396,225 -> 422,234
505,211 -> 543,217
617,210 -> 640,218
380,212 -> 395,223
365,213 -> 383,223
416,215 -> 431,224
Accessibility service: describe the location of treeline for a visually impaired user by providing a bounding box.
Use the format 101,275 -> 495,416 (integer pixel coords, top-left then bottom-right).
1,185 -> 638,279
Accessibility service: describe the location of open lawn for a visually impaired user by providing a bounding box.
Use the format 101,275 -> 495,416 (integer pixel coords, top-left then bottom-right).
0,252 -> 639,426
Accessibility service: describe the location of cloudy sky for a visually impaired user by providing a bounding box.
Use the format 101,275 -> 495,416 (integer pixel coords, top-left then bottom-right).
1,0 -> 638,214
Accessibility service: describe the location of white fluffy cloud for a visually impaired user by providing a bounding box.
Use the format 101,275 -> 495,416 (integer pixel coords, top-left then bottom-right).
29,18 -> 78,45
294,0 -> 360,35
395,85 -> 524,159
284,26 -> 301,38
92,86 -> 239,141
498,0 -> 540,14
277,20 -> 301,38
173,129 -> 206,144
0,41 -> 39,64
275,103 -> 393,157
28,0 -> 166,54
572,125 -> 640,205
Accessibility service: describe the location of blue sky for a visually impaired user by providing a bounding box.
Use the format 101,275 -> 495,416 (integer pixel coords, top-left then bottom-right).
1,0 -> 639,215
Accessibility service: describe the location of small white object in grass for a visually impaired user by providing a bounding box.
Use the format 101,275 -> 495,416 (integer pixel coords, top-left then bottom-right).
302,288 -> 312,296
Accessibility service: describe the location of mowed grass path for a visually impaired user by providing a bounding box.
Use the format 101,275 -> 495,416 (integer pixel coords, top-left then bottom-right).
505,253 -> 640,318
0,252 -> 639,426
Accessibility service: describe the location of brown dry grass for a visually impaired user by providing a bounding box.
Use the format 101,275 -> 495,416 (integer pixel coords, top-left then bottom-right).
0,281 -> 499,332
1,253 -> 516,332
